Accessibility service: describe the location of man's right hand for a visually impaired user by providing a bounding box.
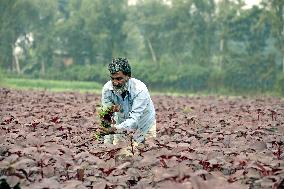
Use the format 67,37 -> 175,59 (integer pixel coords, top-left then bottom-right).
99,126 -> 117,135
112,104 -> 120,112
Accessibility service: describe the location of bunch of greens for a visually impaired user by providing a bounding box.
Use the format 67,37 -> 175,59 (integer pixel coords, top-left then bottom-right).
98,106 -> 115,128
94,106 -> 115,140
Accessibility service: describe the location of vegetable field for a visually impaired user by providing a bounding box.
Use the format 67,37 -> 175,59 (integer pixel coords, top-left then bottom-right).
0,88 -> 283,189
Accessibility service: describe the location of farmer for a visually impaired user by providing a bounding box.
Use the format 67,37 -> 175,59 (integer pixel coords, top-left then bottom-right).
100,57 -> 156,148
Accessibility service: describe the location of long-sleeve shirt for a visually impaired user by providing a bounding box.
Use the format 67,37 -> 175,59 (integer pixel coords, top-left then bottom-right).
101,78 -> 156,142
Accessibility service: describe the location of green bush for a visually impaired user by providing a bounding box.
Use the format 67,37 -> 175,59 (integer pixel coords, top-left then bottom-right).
44,64 -> 109,83
223,64 -> 251,92
132,61 -> 210,92
223,61 -> 277,93
0,67 -> 6,85
207,69 -> 225,92
275,73 -> 284,95
175,64 -> 210,91
131,60 -> 158,85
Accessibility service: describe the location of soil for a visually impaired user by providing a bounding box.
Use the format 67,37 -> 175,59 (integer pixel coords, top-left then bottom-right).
0,88 -> 283,189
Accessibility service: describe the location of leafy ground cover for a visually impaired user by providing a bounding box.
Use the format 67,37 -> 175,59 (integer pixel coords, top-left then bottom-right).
0,88 -> 283,189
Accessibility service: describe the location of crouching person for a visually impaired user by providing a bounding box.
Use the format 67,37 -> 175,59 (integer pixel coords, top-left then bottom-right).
101,57 -> 156,156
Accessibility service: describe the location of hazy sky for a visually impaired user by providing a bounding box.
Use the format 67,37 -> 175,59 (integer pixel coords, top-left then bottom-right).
244,0 -> 261,8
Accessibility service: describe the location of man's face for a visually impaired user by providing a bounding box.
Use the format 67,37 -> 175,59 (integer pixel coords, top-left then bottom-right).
110,71 -> 129,90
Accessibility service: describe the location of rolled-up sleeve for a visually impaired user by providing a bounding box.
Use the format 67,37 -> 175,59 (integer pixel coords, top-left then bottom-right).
116,90 -> 149,130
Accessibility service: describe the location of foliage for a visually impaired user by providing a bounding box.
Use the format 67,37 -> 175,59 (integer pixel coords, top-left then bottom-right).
207,68 -> 225,92
175,64 -> 210,91
1,89 -> 284,188
0,0 -> 37,70
94,106 -> 116,140
132,61 -> 210,92
98,106 -> 115,128
43,64 -> 109,83
0,0 -> 283,95
223,54 -> 277,92
0,67 -> 5,83
275,73 -> 284,95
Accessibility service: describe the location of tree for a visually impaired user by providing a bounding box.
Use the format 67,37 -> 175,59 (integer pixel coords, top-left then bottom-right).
0,0 -> 38,73
54,0 -> 92,66
260,0 -> 284,72
31,0 -> 59,76
81,0 -> 128,63
214,0 -> 243,70
129,0 -> 170,64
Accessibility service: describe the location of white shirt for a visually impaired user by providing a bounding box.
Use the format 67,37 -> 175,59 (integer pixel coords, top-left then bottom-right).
101,78 -> 156,142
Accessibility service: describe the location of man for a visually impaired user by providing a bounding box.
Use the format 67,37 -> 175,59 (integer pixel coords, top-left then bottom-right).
101,57 -> 156,146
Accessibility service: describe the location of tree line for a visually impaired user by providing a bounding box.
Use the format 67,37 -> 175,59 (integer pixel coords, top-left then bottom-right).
0,0 -> 283,95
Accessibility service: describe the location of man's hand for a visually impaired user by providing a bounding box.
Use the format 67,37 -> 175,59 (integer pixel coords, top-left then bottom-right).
112,104 -> 120,112
99,126 -> 117,135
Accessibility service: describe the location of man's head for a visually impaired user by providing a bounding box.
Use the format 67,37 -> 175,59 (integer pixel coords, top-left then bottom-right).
108,57 -> 131,94
108,57 -> 131,77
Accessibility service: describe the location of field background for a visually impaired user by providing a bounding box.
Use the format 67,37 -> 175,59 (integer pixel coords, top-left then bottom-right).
1,0 -> 284,188
1,88 -> 283,189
